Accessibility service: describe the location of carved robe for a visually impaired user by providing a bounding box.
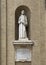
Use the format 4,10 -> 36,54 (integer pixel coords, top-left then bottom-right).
18,15 -> 27,39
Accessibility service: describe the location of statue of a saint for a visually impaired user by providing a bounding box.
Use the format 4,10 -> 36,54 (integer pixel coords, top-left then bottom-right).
18,10 -> 28,40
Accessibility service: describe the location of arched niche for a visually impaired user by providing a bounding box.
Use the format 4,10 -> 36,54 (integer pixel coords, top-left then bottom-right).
15,5 -> 31,40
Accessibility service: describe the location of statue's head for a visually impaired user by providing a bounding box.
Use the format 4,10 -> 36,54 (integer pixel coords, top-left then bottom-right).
21,10 -> 25,15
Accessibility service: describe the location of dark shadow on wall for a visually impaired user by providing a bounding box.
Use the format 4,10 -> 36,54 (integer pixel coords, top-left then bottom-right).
15,61 -> 31,65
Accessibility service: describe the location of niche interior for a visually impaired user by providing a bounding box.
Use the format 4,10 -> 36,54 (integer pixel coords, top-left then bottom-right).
15,5 -> 31,40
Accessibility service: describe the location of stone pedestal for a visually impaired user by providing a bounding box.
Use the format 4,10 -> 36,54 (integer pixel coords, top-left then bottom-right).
13,40 -> 34,62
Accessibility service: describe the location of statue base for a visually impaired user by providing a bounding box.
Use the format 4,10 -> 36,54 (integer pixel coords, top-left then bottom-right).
13,39 -> 34,62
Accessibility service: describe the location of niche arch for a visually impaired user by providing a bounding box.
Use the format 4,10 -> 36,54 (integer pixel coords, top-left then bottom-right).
15,5 -> 31,40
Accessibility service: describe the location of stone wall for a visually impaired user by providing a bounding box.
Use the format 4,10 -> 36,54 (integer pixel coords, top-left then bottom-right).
0,0 -> 46,65
1,0 -> 7,65
40,0 -> 45,65
0,1 -> 1,64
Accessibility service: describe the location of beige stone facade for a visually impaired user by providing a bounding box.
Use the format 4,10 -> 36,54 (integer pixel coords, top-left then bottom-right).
0,0 -> 46,65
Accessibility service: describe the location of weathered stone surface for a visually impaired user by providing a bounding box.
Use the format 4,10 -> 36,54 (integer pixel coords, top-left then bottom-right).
0,0 -> 46,65
1,0 -> 6,65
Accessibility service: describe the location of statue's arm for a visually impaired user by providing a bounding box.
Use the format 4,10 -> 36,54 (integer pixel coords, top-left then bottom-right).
25,16 -> 28,26
18,16 -> 24,24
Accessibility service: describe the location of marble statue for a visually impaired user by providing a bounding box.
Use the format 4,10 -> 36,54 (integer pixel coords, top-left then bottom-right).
18,10 -> 28,40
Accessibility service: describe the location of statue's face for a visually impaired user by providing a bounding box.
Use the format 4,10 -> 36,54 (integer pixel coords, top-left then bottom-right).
21,10 -> 24,14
